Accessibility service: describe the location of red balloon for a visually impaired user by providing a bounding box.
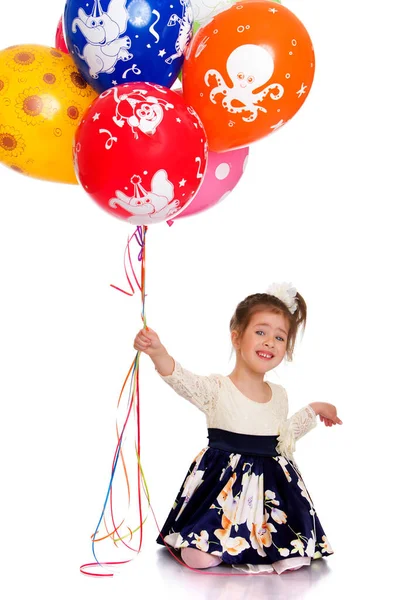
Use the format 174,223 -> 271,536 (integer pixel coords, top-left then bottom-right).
74,83 -> 208,225
55,17 -> 69,54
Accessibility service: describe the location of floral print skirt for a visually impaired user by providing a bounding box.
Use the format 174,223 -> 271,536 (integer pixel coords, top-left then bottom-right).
156,429 -> 333,567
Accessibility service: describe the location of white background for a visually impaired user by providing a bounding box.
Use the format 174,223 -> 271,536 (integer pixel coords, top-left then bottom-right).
1,1 -> 399,598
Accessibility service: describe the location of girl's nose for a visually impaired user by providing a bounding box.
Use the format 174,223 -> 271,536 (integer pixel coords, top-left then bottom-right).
264,337 -> 274,347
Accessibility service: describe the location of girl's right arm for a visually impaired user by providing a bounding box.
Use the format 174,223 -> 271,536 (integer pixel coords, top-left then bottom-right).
133,327 -> 220,416
134,327 -> 175,375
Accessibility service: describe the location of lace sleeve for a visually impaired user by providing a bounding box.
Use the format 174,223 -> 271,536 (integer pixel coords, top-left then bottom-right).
288,405 -> 317,441
158,360 -> 220,417
276,388 -> 317,459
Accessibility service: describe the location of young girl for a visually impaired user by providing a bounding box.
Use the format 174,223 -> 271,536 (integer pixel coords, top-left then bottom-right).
134,283 -> 342,575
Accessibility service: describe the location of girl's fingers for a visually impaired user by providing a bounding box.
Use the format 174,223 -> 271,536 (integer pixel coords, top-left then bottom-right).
321,414 -> 343,426
137,334 -> 151,344
145,327 -> 157,339
134,340 -> 150,350
135,328 -> 153,340
139,331 -> 151,341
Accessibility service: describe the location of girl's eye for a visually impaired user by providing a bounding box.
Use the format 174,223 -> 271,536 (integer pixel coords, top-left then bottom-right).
256,331 -> 264,336
276,336 -> 285,342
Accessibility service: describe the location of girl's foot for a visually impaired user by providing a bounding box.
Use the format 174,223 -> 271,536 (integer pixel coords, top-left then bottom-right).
181,547 -> 223,569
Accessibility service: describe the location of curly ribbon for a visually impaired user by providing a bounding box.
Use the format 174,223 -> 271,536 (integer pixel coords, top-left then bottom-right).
81,227 -> 148,577
109,227 -> 144,296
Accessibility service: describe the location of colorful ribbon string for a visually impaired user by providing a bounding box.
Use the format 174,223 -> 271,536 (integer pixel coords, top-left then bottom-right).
80,227 -> 148,577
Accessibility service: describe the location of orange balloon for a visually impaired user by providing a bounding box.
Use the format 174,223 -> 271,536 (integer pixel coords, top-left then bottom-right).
182,0 -> 315,152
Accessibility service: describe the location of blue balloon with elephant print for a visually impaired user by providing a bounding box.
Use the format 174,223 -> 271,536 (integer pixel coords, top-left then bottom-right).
64,0 -> 194,93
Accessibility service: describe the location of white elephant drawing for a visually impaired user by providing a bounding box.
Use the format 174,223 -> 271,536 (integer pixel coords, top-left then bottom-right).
109,171 -> 181,223
72,0 -> 133,79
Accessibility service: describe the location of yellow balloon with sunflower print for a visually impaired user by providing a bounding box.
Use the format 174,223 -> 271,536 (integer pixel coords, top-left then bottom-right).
0,44 -> 97,184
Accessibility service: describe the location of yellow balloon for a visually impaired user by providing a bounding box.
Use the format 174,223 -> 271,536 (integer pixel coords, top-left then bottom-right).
0,44 -> 98,184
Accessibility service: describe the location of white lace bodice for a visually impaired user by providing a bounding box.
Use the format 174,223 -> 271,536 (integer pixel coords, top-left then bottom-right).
159,361 -> 317,459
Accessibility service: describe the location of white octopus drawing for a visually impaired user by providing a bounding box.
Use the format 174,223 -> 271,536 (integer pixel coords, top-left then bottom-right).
165,0 -> 193,65
205,44 -> 284,122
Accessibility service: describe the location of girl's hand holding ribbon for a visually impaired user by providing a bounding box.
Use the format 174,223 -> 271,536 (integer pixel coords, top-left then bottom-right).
134,328 -> 175,377
134,328 -> 164,357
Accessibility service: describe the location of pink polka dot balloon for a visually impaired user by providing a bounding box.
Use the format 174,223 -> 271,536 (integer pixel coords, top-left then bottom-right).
171,146 -> 249,220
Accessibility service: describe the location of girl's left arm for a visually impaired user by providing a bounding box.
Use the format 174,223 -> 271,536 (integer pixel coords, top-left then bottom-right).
276,390 -> 342,460
276,389 -> 317,460
283,403 -> 318,443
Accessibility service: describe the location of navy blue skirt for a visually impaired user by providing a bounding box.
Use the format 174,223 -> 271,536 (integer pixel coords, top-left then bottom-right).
156,429 -> 333,565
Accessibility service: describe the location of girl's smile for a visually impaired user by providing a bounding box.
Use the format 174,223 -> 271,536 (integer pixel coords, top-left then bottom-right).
256,350 -> 275,360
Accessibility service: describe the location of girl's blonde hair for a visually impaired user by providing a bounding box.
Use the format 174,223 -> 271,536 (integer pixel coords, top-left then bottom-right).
229,292 -> 307,361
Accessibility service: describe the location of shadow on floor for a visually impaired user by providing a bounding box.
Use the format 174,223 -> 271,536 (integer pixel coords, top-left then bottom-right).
155,547 -> 333,599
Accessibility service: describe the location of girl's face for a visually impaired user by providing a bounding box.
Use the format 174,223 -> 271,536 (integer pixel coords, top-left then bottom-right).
232,310 -> 289,375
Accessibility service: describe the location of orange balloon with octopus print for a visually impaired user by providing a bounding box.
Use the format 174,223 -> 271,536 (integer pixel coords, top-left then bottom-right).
182,0 -> 315,152
0,44 -> 97,184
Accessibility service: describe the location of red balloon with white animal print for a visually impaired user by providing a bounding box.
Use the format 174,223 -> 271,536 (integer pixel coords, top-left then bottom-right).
74,82 -> 208,225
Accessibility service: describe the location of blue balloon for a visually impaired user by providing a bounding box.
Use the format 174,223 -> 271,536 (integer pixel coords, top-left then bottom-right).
64,0 -> 193,93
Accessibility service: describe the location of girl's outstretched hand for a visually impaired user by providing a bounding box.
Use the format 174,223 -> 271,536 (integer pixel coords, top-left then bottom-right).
134,327 -> 174,376
319,403 -> 342,426
134,327 -> 164,357
310,402 -> 342,426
